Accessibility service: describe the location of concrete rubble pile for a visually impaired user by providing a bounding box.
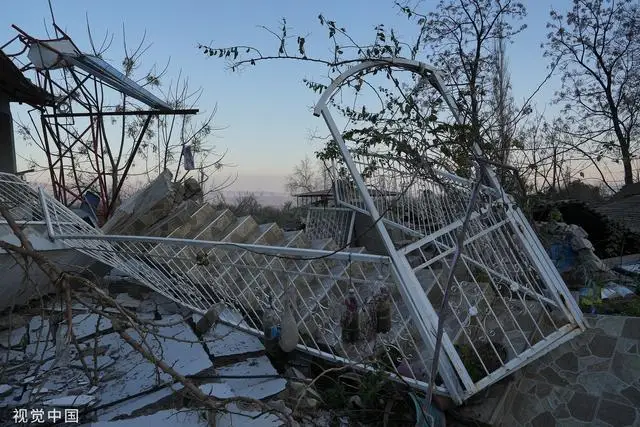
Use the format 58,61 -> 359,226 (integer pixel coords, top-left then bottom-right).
0,173 -> 336,426
102,169 -> 204,237
0,283 -> 332,426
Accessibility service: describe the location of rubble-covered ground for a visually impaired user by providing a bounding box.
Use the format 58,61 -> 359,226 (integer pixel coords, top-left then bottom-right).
0,275 -> 340,426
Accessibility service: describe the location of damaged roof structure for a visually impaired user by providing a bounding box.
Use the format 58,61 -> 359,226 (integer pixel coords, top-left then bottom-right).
0,19 -> 588,426
2,24 -> 198,220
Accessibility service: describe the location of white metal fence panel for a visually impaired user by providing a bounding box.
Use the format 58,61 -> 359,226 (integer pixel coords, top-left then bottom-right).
0,173 -> 448,396
305,207 -> 355,248
313,58 -> 585,402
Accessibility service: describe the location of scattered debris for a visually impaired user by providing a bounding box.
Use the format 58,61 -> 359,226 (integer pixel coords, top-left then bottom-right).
600,282 -> 636,299
537,221 -> 618,288
82,409 -> 209,427
0,285 -> 293,425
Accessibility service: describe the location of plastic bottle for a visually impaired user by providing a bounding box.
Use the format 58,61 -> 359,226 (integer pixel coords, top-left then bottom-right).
341,289 -> 360,343
375,284 -> 392,334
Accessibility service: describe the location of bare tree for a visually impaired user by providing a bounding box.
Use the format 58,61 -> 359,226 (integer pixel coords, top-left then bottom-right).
138,75 -> 235,198
545,0 -> 640,186
491,23 -> 518,178
285,156 -> 326,195
199,1 -> 556,189
515,112 -> 616,194
404,0 -> 528,163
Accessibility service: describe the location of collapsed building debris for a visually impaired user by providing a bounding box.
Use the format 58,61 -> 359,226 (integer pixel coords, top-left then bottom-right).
536,220 -> 639,307
1,56 -> 590,426
0,286 -> 295,426
536,221 -> 618,287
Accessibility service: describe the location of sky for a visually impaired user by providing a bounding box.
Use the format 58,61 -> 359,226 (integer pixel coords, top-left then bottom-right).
1,0 -> 577,194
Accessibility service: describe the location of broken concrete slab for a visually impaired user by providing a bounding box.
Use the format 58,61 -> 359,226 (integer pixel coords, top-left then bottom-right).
43,394 -> 97,407
0,384 -> 12,397
213,356 -> 287,400
198,382 -> 236,399
82,409 -> 209,427
101,169 -> 178,236
214,402 -> 283,427
0,325 -> 26,348
0,278 -> 293,426
114,293 -> 142,310
0,224 -> 91,311
0,313 -> 27,330
71,355 -> 116,371
95,384 -> 178,422
95,315 -> 212,409
537,221 -> 619,288
63,313 -> 114,340
0,348 -> 26,362
203,323 -> 264,359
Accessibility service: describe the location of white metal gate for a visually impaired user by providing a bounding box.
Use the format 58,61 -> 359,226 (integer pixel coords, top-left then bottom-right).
312,58 -> 586,402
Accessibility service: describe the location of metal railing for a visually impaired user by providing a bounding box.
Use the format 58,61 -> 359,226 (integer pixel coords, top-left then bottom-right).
305,207 -> 355,248
0,172 -> 447,395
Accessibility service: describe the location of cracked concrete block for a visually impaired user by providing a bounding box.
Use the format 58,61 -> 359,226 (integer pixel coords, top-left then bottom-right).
0,326 -> 26,348
0,384 -> 12,397
213,402 -> 282,427
114,293 -> 142,309
42,394 -> 97,407
0,314 -> 27,331
102,169 -> 177,236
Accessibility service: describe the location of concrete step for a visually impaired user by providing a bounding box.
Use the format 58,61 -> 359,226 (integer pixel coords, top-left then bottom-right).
188,216 -> 274,310
192,209 -> 238,242
220,223 -> 282,274
296,247 -> 367,335
253,223 -> 285,246
147,203 -> 218,257
149,204 -> 221,261
221,216 -> 260,243
168,203 -> 218,239
195,228 -> 312,313
181,212 -> 255,265
283,230 -> 311,248
145,199 -> 201,237
159,209 -> 242,303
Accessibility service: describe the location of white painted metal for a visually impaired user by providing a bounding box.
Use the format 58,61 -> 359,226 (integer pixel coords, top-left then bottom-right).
317,107 -> 470,402
0,57 -> 585,405
0,172 -> 452,397
312,58 -> 585,401
305,207 -> 355,248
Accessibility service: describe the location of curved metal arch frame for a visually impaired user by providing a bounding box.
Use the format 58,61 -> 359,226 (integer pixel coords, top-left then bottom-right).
312,58 -> 586,403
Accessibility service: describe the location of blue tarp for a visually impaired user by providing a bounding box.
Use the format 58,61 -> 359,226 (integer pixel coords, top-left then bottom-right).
549,240 -> 575,273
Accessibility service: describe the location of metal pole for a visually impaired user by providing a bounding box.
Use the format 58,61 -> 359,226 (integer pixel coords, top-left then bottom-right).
425,172 -> 483,407
318,106 -> 468,403
38,187 -> 56,241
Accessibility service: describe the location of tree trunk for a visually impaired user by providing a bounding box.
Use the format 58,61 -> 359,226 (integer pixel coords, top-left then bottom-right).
621,143 -> 634,186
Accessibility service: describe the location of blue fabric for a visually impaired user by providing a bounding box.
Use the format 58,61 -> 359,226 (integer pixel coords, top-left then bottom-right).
549,240 -> 575,273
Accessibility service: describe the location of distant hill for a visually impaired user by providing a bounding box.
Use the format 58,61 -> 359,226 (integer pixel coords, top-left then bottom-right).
212,190 -> 293,207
